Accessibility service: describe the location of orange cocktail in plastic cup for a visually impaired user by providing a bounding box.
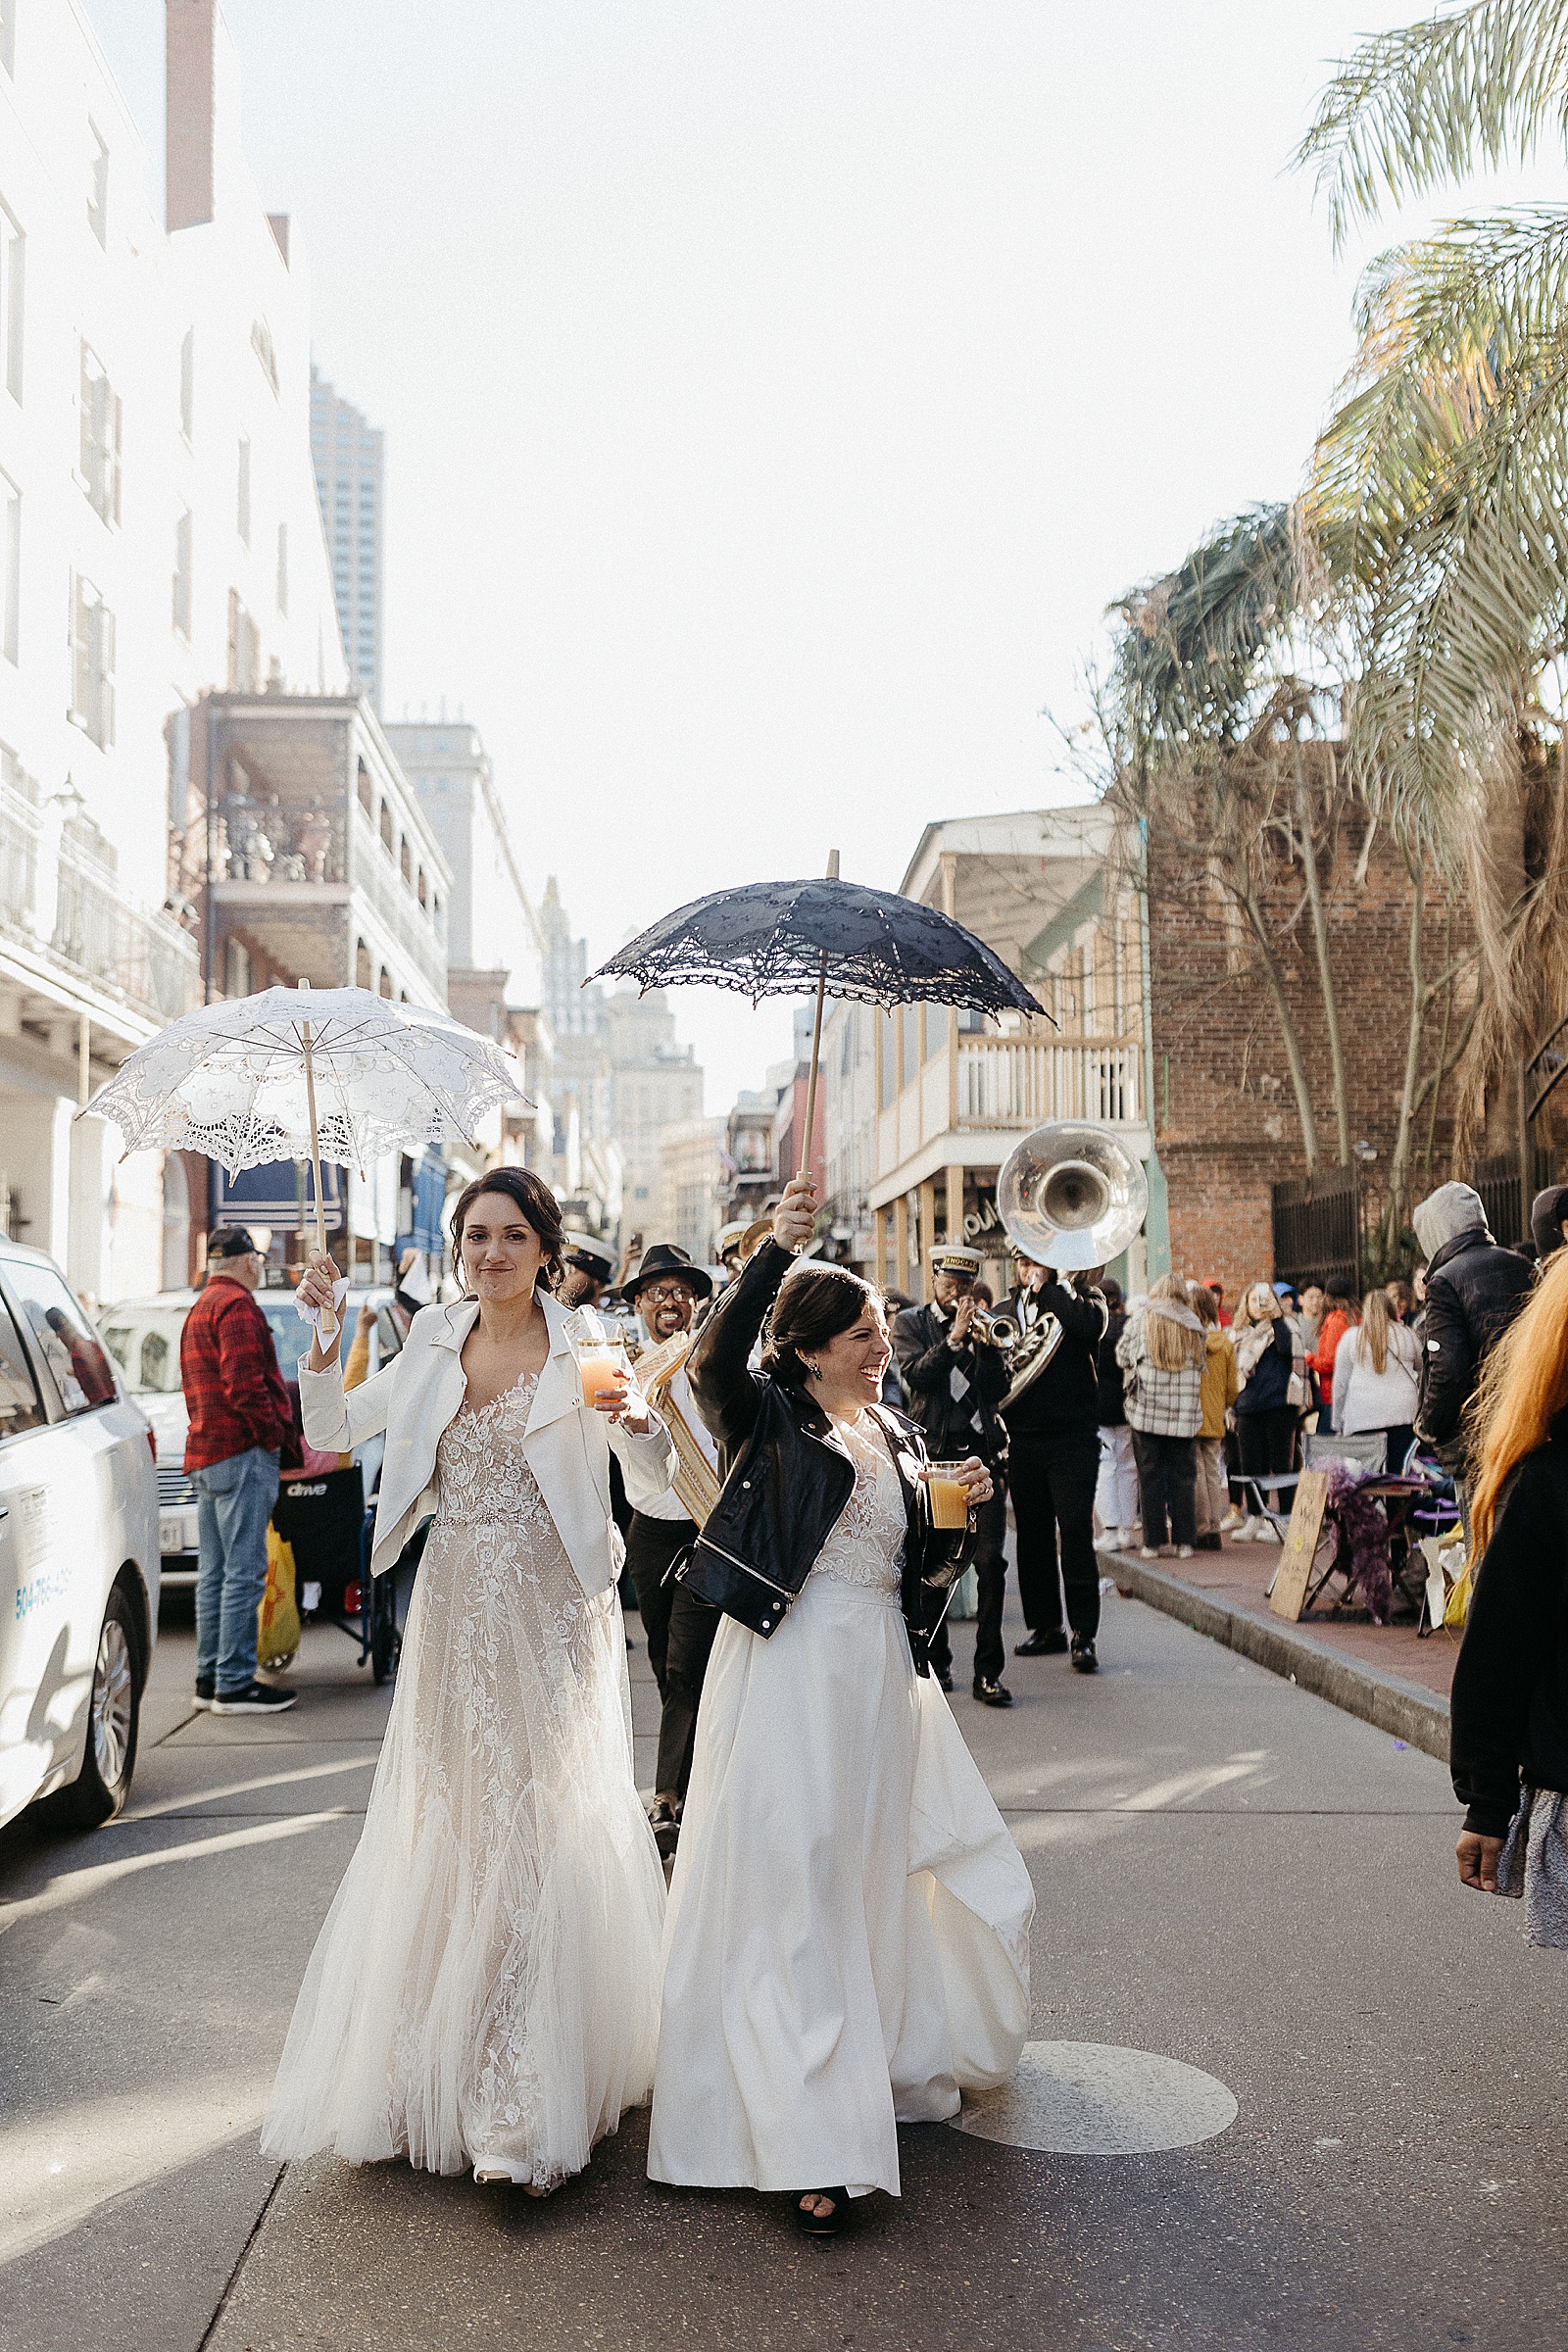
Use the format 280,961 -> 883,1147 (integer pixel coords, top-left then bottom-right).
576,1348 -> 626,1406
926,1462 -> 969,1530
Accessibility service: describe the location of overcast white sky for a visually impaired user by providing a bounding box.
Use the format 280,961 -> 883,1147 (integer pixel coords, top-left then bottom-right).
85,1 -> 1566,1113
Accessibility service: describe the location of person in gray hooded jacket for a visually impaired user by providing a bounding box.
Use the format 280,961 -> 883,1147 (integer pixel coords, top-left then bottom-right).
1412,1182 -> 1534,1497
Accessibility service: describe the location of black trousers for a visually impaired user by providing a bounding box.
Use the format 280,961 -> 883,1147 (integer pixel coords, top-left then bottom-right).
1130,1428 -> 1198,1548
1007,1427 -> 1101,1642
928,1484 -> 1008,1688
625,1511 -> 719,1804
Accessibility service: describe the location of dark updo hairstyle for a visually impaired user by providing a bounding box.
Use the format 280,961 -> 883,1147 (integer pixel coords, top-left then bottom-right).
761,1263 -> 881,1386
450,1167 -> 564,1294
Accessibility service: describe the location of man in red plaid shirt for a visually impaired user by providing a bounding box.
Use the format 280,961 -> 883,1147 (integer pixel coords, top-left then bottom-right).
181,1228 -> 297,1716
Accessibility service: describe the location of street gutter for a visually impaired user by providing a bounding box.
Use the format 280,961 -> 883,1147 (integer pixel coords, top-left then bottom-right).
1110,1547 -> 1451,1765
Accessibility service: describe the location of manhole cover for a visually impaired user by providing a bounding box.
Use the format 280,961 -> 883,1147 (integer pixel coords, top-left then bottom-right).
951,2040 -> 1238,2155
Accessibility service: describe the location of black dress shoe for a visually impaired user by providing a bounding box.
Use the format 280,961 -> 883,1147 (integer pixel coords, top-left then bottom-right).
973,1678 -> 1013,1707
1014,1630 -> 1068,1657
935,1666 -> 954,1692
1070,1637 -> 1099,1675
649,1797 -> 680,1859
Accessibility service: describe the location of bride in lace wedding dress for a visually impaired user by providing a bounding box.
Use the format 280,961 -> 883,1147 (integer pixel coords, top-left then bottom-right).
648,1179 -> 1034,2230
263,1171 -> 674,2190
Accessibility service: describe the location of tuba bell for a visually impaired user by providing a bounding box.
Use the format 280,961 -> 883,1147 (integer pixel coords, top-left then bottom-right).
992,1120 -> 1149,1407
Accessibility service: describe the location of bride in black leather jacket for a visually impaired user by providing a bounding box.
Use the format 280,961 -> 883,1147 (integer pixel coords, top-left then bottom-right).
645,1175 -> 1035,2239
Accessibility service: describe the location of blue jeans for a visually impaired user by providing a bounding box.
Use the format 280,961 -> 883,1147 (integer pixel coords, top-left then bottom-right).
192,1446 -> 280,1695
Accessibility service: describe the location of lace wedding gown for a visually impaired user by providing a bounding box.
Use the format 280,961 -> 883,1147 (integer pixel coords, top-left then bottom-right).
263,1370 -> 664,2187
648,1409 -> 1034,2202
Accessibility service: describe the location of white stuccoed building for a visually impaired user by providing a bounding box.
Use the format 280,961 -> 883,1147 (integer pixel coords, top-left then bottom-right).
0,0 -> 347,1302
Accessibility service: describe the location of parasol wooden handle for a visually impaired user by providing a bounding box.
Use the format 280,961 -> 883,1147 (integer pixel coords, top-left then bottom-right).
299,978 -> 337,1350
798,850 -> 838,1192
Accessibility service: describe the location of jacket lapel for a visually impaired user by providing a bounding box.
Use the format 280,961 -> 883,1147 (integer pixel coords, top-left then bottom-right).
524,1292 -> 583,1438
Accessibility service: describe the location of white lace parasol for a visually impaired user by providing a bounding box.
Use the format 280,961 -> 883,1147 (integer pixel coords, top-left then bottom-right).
86,984 -> 529,1178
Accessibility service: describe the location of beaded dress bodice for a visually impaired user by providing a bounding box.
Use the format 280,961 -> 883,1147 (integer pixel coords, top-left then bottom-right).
812,1412 -> 906,1596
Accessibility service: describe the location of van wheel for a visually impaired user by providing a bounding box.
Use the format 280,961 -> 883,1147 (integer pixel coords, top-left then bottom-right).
52,1588 -> 141,1829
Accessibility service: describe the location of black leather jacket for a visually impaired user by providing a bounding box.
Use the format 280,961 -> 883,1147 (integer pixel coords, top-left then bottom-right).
678,1239 -> 971,1671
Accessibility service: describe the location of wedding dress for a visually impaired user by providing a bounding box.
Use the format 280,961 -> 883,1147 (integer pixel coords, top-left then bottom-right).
647,1409 -> 1033,2201
263,1370 -> 665,2187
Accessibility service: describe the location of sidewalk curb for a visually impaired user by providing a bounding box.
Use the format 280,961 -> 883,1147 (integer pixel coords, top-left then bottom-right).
1110,1551 -> 1451,1765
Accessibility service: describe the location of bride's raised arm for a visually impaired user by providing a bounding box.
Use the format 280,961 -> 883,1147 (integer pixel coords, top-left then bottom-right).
295,1250 -> 399,1454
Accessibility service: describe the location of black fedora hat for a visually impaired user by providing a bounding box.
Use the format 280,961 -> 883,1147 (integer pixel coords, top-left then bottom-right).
625,1242 -> 712,1302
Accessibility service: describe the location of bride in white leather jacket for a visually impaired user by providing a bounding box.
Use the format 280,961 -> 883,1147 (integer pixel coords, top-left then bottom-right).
262,1167 -> 676,2193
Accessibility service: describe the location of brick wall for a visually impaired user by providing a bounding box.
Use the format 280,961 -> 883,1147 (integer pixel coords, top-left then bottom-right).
1144,817 -> 1471,1298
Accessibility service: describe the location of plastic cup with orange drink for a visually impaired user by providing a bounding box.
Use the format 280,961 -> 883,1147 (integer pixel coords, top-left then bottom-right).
925,1460 -> 971,1530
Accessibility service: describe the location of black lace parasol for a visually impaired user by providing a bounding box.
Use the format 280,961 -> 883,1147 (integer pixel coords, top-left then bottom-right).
590,864 -> 1045,1181
590,875 -> 1043,1018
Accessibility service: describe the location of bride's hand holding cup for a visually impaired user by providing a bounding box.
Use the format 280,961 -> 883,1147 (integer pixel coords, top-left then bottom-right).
590,1367 -> 653,1436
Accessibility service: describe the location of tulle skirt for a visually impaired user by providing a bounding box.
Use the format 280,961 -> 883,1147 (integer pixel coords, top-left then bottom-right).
262,1498 -> 665,2187
647,1572 -> 1034,2200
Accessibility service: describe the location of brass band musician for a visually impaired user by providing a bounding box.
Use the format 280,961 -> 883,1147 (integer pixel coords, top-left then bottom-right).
621,1243 -> 723,1857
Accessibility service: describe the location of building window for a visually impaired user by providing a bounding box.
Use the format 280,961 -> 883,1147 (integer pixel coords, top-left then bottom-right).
0,199 -> 22,404
78,342 -> 122,524
179,326 -> 194,442
416,865 -> 427,909
275,520 -> 288,615
172,508 -> 192,639
379,801 -> 392,853
378,965 -> 392,999
1,466 -> 18,665
87,122 -> 109,248
399,834 -> 411,886
236,436 -> 250,545
68,575 -> 115,746
226,587 -> 259,692
355,938 -> 370,989
356,760 -> 372,815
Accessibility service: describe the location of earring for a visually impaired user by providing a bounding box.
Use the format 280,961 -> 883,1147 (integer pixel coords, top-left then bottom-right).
807,1360 -> 819,1379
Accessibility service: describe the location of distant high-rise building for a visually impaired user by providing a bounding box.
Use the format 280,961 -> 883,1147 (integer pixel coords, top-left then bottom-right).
310,366 -> 383,709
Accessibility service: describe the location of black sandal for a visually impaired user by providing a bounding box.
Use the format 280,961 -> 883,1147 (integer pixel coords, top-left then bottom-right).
795,2187 -> 849,2236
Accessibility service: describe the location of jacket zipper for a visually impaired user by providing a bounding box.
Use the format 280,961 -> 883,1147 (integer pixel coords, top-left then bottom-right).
695,1533 -> 795,1598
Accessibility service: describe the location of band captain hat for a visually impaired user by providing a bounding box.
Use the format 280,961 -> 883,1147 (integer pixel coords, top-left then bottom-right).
928,1243 -> 983,1277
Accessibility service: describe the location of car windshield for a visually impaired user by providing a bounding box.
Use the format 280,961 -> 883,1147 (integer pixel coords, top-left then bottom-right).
258,1295 -> 336,1373
100,1311 -> 189,1394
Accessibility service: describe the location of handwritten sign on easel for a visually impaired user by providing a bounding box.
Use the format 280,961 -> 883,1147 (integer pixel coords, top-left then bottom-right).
1268,1470 -> 1330,1623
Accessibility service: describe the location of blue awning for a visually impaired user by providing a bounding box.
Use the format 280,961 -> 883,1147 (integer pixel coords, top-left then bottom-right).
215,1156 -> 343,1233
397,1152 -> 447,1256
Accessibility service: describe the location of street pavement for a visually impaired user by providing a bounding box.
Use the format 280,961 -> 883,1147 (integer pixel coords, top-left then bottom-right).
1,1575 -> 1564,2352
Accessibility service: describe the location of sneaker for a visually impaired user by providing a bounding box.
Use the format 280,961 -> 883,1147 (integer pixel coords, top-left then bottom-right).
193,1680 -> 215,1710
1139,1545 -> 1160,1560
1219,1508 -> 1245,1535
1070,1636 -> 1099,1675
1093,1530 -> 1121,1552
1176,1544 -> 1195,1560
1252,1519 -> 1281,1544
211,1681 -> 298,1715
1117,1529 -> 1138,1549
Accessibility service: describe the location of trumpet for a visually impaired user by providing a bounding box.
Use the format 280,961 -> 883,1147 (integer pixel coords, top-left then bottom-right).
966,1306 -> 1020,1350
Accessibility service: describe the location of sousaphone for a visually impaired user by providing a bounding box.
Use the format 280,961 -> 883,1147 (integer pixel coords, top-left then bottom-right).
994,1120 -> 1149,1406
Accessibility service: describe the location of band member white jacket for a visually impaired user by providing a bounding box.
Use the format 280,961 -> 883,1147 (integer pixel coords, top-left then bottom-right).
298,1292 -> 676,1586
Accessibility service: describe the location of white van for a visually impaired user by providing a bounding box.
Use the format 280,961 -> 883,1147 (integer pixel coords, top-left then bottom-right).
0,1239 -> 159,1831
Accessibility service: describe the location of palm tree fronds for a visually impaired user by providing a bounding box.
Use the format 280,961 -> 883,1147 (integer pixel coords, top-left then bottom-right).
1296,0 -> 1568,247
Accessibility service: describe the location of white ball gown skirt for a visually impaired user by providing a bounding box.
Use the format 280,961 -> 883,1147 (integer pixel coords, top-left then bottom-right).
647,1418 -> 1034,2202
262,1374 -> 665,2189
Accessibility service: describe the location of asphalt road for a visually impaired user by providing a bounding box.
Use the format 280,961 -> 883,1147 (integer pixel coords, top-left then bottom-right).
1,1575 -> 1562,2352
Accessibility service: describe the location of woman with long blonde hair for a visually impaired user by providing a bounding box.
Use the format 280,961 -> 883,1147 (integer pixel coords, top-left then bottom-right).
1449,1250 -> 1565,1926
1115,1274 -> 1204,1559
1331,1288 -> 1421,1469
